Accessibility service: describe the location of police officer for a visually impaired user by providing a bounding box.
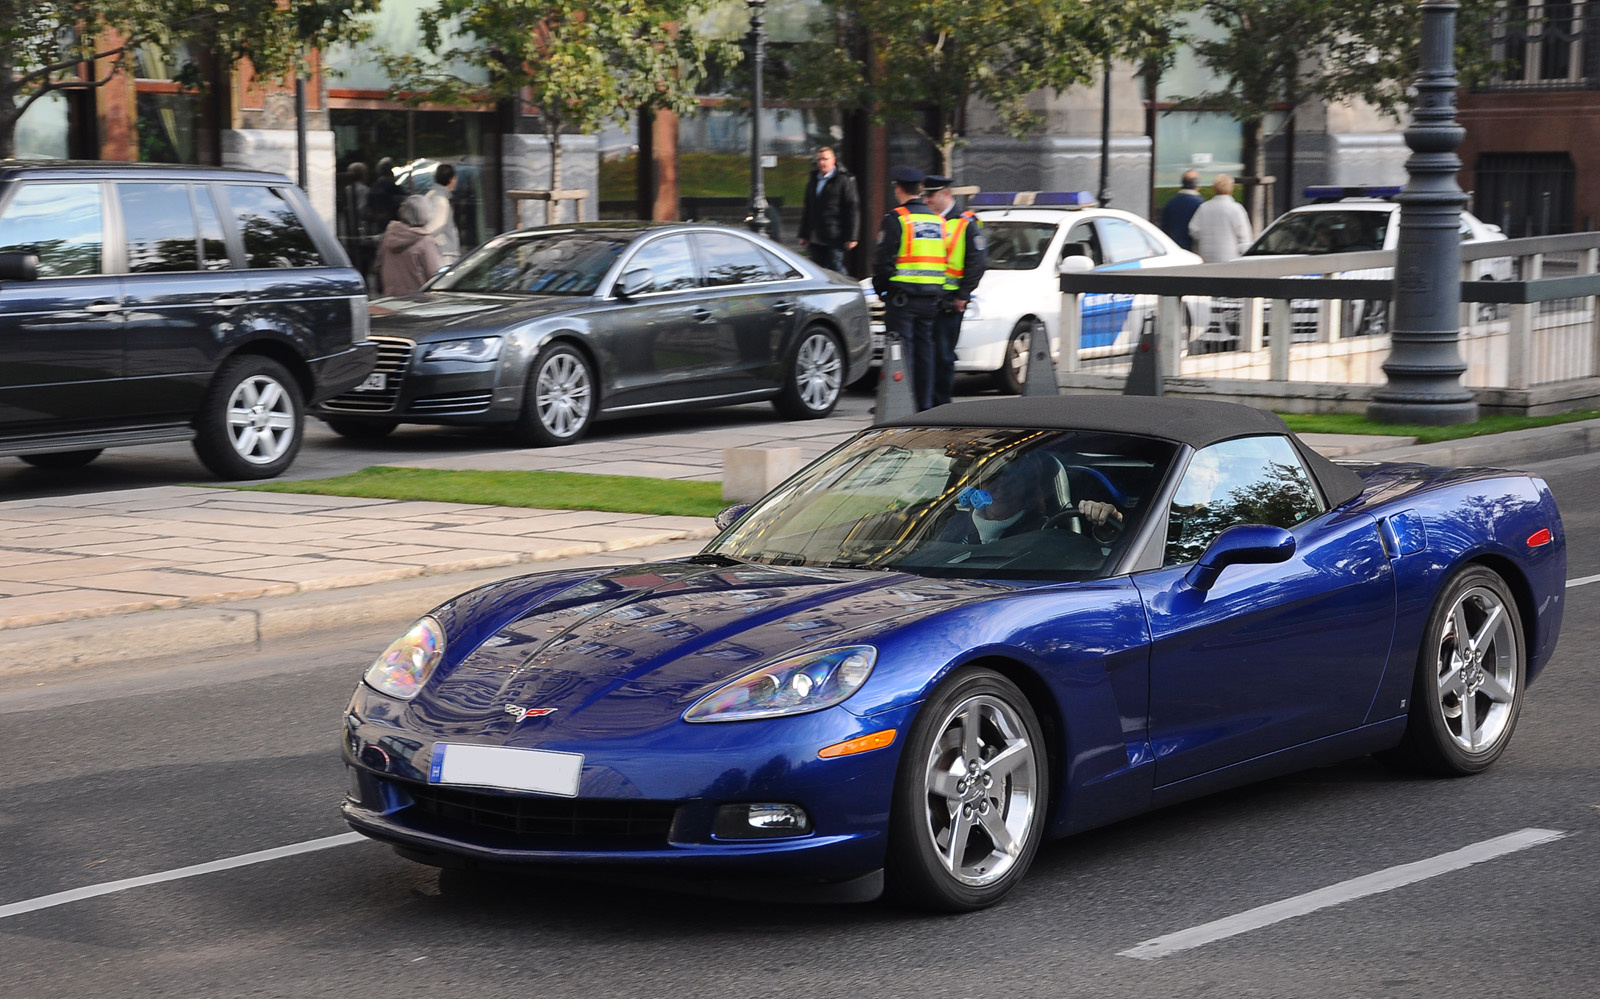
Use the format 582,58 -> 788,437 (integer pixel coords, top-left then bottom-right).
924,174 -> 987,408
873,165 -> 947,411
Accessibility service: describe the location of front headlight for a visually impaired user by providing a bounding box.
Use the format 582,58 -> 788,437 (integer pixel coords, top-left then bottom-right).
421,336 -> 503,362
363,616 -> 445,700
684,645 -> 877,723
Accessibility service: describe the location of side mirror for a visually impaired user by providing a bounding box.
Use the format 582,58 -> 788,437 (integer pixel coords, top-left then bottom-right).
1185,524 -> 1296,591
714,503 -> 751,531
1058,254 -> 1094,276
616,267 -> 653,299
0,253 -> 39,282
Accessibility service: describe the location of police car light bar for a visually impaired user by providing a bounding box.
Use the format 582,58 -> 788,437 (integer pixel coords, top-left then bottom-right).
968,191 -> 1098,208
1304,185 -> 1404,202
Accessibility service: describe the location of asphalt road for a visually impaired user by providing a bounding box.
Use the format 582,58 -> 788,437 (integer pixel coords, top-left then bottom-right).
1,450 -> 1597,998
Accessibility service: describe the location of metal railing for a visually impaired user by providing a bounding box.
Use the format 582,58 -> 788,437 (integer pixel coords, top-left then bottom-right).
1055,232 -> 1600,401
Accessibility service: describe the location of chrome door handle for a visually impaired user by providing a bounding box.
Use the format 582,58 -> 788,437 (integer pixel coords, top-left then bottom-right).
692,308 -> 714,323
212,296 -> 249,307
773,300 -> 797,314
82,301 -> 122,314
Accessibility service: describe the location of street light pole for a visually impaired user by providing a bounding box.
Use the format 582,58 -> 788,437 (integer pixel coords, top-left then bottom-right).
1367,0 -> 1478,425
746,0 -> 772,237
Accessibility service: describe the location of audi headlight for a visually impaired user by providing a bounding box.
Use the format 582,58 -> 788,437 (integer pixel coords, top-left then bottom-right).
421,336 -> 502,362
363,616 -> 445,700
684,645 -> 877,723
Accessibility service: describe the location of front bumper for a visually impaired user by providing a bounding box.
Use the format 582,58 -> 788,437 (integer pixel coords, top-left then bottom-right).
313,335 -> 519,425
341,685 -> 905,882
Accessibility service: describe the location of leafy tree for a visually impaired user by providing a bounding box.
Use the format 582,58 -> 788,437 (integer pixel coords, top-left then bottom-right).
767,0 -> 1191,173
0,0 -> 375,159
385,0 -> 732,193
1177,0 -> 1502,227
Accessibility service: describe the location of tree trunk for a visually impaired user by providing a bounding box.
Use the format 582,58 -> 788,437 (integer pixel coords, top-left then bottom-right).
1242,116 -> 1267,233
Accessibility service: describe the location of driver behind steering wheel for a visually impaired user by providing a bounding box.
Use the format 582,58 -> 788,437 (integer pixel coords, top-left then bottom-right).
939,452 -> 1122,545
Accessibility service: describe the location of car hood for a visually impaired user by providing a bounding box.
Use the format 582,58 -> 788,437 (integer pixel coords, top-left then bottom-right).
408,559 -> 1012,743
369,291 -> 590,340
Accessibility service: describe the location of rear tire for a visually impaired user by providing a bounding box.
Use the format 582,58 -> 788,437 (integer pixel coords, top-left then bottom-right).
193,356 -> 304,480
773,326 -> 843,419
323,418 -> 396,441
1380,566 -> 1525,776
19,449 -> 102,469
515,342 -> 595,447
887,667 -> 1049,911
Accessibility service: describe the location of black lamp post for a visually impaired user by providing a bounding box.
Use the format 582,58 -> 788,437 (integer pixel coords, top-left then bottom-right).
1367,0 -> 1478,425
745,0 -> 772,237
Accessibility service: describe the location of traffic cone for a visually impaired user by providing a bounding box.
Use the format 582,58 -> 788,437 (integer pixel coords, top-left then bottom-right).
1123,314 -> 1163,396
875,332 -> 918,424
1022,320 -> 1061,396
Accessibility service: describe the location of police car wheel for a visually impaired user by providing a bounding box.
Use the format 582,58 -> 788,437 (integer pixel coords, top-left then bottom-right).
996,320 -> 1038,395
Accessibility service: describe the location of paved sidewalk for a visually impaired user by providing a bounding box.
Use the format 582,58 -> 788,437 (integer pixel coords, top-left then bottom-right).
3,402 -> 1598,676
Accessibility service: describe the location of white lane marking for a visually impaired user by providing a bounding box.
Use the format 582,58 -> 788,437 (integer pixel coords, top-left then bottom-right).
1119,827 -> 1567,960
0,832 -> 366,921
1566,573 -> 1600,588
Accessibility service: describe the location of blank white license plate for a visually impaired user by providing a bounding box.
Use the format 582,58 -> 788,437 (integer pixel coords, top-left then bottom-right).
428,743 -> 583,796
871,332 -> 885,351
353,372 -> 387,392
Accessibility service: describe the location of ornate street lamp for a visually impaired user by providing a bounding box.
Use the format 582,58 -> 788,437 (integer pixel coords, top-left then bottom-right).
1368,0 -> 1478,425
745,0 -> 772,237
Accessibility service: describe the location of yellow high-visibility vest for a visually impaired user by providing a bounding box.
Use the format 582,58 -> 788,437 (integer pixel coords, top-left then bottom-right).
943,210 -> 979,291
891,206 -> 948,288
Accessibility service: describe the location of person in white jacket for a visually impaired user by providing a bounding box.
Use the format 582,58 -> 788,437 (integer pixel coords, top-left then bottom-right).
1188,174 -> 1253,262
423,163 -> 461,264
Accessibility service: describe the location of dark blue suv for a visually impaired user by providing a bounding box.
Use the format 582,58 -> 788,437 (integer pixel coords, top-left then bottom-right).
0,162 -> 375,478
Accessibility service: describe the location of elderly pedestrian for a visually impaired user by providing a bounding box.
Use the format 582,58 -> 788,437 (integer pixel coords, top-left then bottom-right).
873,166 -> 947,411
799,146 -> 860,273
423,163 -> 461,265
1160,170 -> 1204,251
377,195 -> 443,297
1188,174 -> 1254,262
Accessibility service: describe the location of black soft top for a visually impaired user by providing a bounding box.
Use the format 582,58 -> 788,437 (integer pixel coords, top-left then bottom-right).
887,396 -> 1367,508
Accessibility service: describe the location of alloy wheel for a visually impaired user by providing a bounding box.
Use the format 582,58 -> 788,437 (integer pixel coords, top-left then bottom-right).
795,332 -> 842,412
920,693 -> 1041,887
536,352 -> 593,439
1434,584 -> 1519,753
226,375 -> 297,465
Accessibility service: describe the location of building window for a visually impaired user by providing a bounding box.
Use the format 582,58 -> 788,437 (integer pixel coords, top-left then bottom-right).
1489,0 -> 1596,90
1474,152 -> 1577,236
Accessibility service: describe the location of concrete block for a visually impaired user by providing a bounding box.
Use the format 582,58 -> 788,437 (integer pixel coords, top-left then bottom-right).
722,447 -> 804,502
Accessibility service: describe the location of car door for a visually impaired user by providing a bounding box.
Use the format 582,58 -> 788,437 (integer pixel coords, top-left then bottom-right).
115,181 -> 249,420
0,180 -> 129,429
1133,435 -> 1396,786
690,230 -> 802,395
1059,220 -> 1127,350
597,233 -> 711,409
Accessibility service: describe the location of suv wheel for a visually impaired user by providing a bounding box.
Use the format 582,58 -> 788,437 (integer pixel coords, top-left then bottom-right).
194,356 -> 305,479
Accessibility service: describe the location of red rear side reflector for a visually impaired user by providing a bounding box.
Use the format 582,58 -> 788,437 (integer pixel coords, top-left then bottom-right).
1527,528 -> 1553,547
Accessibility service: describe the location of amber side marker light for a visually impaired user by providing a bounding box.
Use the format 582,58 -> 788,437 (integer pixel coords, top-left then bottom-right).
1528,528 -> 1553,547
818,729 -> 897,759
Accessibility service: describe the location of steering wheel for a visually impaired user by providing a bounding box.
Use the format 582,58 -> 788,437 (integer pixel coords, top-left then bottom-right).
1045,507 -> 1125,544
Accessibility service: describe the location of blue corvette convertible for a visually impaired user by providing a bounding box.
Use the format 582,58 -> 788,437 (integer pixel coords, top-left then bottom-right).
341,397 -> 1565,910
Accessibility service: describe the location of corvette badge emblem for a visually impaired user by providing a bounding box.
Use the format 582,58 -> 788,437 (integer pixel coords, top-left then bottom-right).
503,704 -> 557,722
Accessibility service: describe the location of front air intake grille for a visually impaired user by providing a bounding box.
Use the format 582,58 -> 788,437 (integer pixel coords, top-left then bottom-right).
401,781 -> 678,845
322,335 -> 414,413
410,391 -> 493,415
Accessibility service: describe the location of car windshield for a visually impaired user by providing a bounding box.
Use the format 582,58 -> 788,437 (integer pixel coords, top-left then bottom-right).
1246,210 -> 1389,256
981,222 -> 1060,270
706,427 -> 1179,580
432,231 -> 629,295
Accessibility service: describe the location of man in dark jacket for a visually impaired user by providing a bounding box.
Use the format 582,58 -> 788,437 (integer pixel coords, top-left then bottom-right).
1160,170 -> 1204,251
798,147 -> 860,273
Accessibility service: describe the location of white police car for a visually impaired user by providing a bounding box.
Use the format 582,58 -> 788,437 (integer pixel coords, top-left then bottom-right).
1221,185 -> 1511,340
863,192 -> 1207,393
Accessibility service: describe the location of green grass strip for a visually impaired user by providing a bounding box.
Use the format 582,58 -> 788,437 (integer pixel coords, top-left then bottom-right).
236,466 -> 726,518
1279,409 -> 1600,444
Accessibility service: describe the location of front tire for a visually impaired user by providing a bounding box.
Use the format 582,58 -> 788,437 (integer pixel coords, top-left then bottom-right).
193,356 -> 304,480
515,342 -> 595,447
1383,565 -> 1525,776
995,319 -> 1038,395
773,326 -> 843,419
887,667 -> 1049,911
19,449 -> 102,469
